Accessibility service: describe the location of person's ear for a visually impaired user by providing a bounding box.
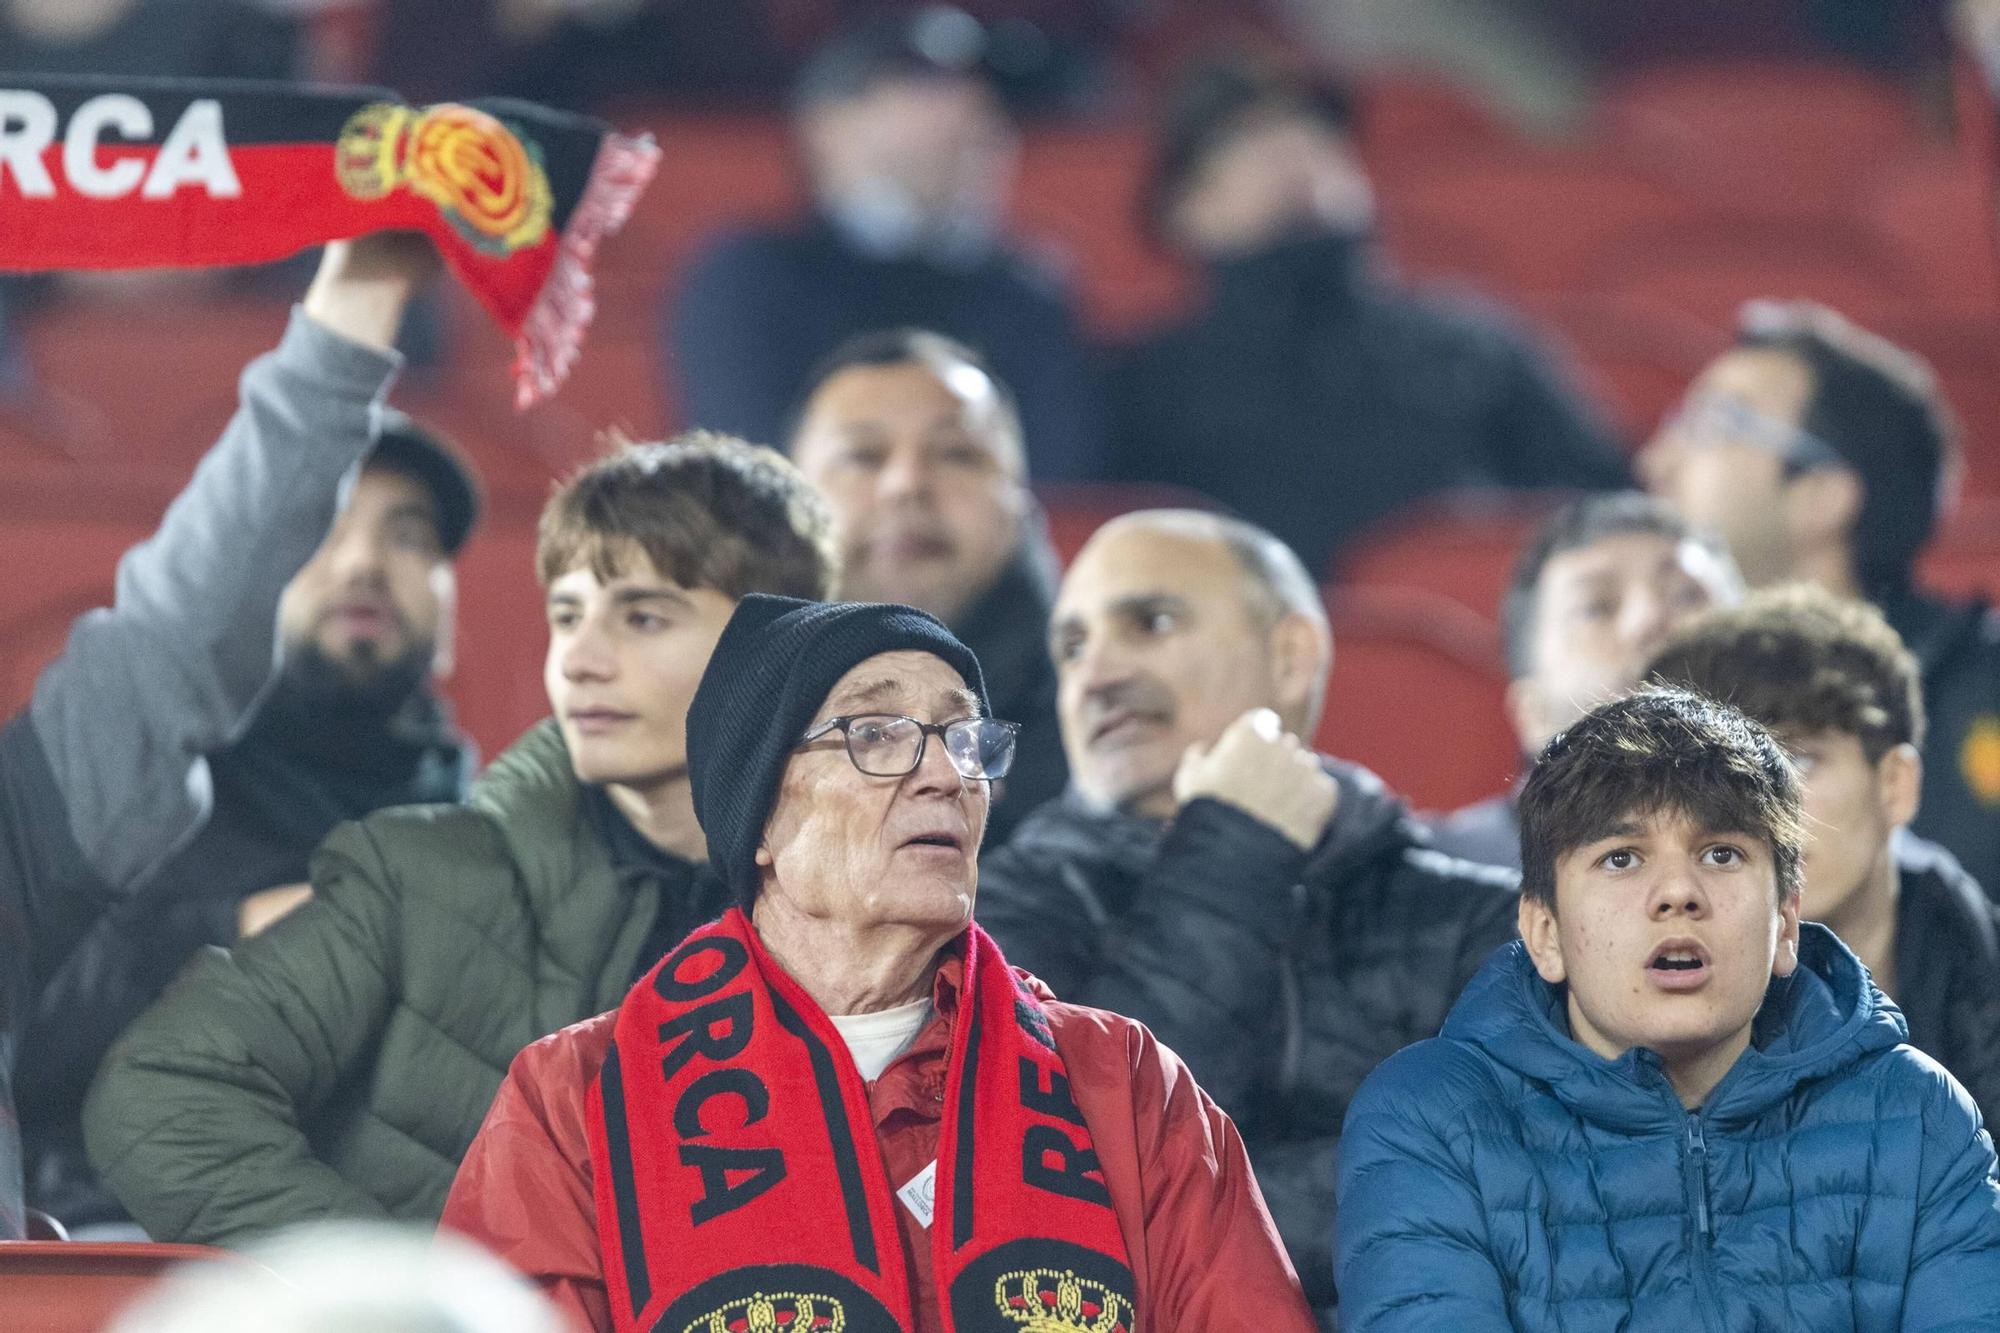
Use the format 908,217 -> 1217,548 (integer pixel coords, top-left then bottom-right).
1874,741 -> 1922,830
1519,892 -> 1568,985
1773,889 -> 1803,978
754,843 -> 774,869
1783,465 -> 1862,553
429,564 -> 457,680
1268,611 -> 1330,732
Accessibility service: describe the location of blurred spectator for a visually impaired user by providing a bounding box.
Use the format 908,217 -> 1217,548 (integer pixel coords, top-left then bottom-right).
110,1221 -> 568,1333
1430,493 -> 1743,868
0,233 -> 430,1238
0,0 -> 300,80
976,509 -> 1518,1320
1646,586 -> 2000,1127
16,411 -> 478,1233
1641,300 -> 2000,896
669,7 -> 1104,480
1105,55 -> 1628,576
83,436 -> 832,1247
789,328 -> 1066,843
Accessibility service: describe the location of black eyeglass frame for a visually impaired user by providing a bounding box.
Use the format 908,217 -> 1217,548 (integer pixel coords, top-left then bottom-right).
797,713 -> 1020,780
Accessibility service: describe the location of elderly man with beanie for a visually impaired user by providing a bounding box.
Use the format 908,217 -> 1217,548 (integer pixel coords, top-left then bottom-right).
443,595 -> 1312,1333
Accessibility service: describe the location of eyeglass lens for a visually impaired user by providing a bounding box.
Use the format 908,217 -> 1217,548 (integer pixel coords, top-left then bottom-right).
845,715 -> 1015,779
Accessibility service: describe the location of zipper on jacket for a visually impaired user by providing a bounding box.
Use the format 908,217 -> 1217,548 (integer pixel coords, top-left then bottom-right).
1680,1113 -> 1726,1333
1681,1115 -> 1712,1245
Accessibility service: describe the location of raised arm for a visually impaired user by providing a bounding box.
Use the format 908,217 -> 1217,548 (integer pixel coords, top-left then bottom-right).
29,236 -> 433,898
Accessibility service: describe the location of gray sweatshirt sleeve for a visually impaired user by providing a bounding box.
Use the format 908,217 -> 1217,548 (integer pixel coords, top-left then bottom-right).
28,308 -> 402,892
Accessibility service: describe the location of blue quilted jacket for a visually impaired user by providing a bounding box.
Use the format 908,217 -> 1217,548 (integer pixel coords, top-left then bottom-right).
1336,924 -> 2000,1330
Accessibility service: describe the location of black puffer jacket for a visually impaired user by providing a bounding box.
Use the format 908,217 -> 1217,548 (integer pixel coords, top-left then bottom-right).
976,760 -> 1519,1321
1894,834 -> 2000,1127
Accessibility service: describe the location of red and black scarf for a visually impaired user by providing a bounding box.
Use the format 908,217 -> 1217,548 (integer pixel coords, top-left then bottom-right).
0,76 -> 658,406
587,909 -> 1138,1333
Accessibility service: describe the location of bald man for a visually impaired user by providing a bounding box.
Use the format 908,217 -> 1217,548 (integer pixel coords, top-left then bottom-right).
789,327 -> 1065,842
975,510 -> 1518,1324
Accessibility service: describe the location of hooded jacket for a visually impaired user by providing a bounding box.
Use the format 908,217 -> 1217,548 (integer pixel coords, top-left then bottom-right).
1336,925 -> 2000,1331
976,759 -> 1519,1319
82,721 -> 726,1246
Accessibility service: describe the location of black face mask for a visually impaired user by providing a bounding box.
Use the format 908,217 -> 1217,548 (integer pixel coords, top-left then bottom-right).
1207,224 -> 1370,318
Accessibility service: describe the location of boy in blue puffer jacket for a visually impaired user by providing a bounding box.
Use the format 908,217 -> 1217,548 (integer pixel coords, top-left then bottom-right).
1336,687 -> 2000,1331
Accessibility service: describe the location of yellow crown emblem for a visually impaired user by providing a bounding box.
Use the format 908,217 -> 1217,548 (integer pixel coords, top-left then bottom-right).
993,1269 -> 1133,1333
683,1290 -> 847,1333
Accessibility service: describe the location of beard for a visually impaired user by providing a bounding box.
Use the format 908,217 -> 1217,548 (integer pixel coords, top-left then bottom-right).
279,629 -> 434,722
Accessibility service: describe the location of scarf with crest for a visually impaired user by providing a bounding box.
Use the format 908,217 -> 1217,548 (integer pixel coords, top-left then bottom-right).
587,908 -> 1138,1333
0,75 -> 657,406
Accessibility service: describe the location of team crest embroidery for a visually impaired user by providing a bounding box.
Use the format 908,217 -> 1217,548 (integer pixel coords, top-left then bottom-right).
682,1291 -> 845,1333
1960,715 -> 2000,806
949,1240 -> 1138,1333
334,100 -> 554,255
993,1268 -> 1133,1333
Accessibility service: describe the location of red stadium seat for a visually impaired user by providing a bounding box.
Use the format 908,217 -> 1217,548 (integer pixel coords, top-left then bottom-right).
0,1241 -> 242,1331
1316,585 -> 1519,812
1604,60 -> 1921,224
1389,151 -> 1696,295
1333,493 -> 1560,621
1034,482 -> 1218,568
1864,152 -> 2000,316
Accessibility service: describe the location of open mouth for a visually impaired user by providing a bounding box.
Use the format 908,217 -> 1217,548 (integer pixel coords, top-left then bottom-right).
900,831 -> 965,853
1646,939 -> 1711,987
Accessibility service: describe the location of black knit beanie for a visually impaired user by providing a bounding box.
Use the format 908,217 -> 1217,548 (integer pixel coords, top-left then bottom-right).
685,594 -> 990,909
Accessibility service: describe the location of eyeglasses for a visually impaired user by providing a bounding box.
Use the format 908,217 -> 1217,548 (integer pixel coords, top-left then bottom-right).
1662,393 -> 1843,472
798,713 -> 1019,780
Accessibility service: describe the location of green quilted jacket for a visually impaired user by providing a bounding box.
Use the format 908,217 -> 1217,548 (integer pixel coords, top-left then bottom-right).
82,720 -> 666,1245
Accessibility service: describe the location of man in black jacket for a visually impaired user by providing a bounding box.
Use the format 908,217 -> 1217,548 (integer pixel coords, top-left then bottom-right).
1642,300 -> 2000,895
788,328 -> 1064,843
1106,55 -> 1626,575
17,410 -> 479,1230
975,509 -> 1518,1323
1645,585 -> 2000,1126
669,10 -> 1100,481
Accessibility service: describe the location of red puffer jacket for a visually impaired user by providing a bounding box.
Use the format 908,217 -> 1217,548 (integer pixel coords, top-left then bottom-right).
441,959 -> 1315,1332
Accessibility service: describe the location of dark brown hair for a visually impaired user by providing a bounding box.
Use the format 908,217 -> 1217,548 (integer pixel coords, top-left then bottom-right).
1518,687 -> 1805,910
536,431 -> 837,599
1645,584 -> 1923,764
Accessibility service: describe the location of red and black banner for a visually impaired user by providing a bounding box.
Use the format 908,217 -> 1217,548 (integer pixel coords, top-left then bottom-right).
0,76 -> 659,406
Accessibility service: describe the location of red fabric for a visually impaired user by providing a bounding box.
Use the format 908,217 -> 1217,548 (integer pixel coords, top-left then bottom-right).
444,962 -> 1314,1333
0,77 -> 658,406
584,912 -> 1134,1332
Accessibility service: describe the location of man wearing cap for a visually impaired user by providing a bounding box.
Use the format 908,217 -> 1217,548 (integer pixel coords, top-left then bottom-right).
0,232 -> 438,1237
670,8 -> 1101,481
1108,53 -> 1624,574
442,594 -> 1313,1332
17,404 -> 478,1232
